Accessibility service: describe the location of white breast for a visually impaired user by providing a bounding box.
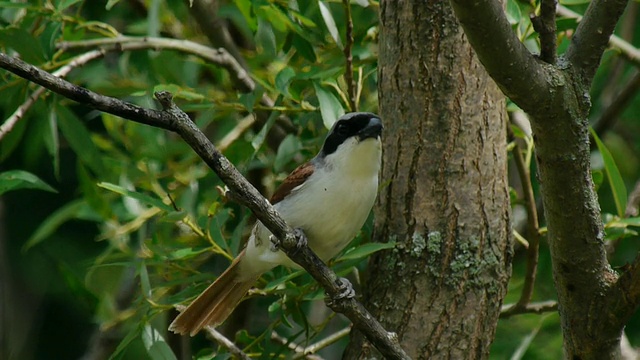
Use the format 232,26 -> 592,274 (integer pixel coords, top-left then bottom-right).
241,137 -> 381,277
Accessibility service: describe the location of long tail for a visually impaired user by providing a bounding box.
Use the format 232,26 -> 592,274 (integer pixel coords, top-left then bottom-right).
169,251 -> 258,336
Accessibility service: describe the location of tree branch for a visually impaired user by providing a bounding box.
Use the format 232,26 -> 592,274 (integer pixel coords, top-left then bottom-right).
0,53 -> 409,360
504,123 -> 541,316
0,50 -> 106,141
531,0 -> 557,64
184,0 -> 249,70
557,5 -> 640,69
500,300 -> 558,318
608,253 -> 640,329
204,326 -> 251,360
564,0 -> 629,83
57,36 -> 254,93
593,71 -> 640,136
448,0 -> 548,113
342,0 -> 357,111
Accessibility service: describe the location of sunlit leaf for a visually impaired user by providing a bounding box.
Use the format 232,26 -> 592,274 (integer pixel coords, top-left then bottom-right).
275,67 -> 296,96
0,170 -> 57,195
274,134 -> 302,172
319,1 -> 343,49
336,242 -> 396,261
57,0 -> 83,10
313,81 -> 345,129
590,127 -> 627,217
142,325 -> 177,360
97,182 -> 174,212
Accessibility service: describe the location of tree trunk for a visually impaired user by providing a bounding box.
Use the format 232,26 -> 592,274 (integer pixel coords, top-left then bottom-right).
344,1 -> 512,359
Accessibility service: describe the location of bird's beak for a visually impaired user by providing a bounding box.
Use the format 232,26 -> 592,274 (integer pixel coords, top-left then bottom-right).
358,117 -> 383,141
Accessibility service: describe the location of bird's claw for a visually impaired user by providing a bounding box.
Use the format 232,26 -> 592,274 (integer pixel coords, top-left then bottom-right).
269,228 -> 308,253
326,278 -> 355,309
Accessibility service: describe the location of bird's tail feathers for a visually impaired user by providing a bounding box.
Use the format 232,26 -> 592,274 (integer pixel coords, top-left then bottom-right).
169,251 -> 258,336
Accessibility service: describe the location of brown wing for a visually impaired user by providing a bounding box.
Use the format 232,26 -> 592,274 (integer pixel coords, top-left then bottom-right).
270,161 -> 315,204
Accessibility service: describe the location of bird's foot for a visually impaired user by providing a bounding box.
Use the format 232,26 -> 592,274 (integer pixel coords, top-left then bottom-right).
269,228 -> 308,253
326,277 -> 355,310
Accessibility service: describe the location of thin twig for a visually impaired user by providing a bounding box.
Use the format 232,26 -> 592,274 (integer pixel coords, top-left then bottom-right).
204,326 -> 251,360
0,54 -> 410,360
342,0 -> 357,111
593,71 -> 640,136
58,36 -> 254,93
500,300 -> 558,318
292,327 -> 351,359
531,0 -> 557,63
270,331 -> 324,360
558,5 -> 640,68
504,122 -> 541,316
216,114 -> 257,152
0,50 -> 105,141
625,180 -> 640,217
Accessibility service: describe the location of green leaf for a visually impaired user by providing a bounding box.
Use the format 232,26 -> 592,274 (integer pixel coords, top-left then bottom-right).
58,0 -> 83,10
97,182 -> 174,212
251,110 -> 279,151
105,0 -> 122,10
505,0 -> 523,25
319,1 -> 343,49
57,104 -> 106,176
313,81 -> 345,129
590,128 -> 627,217
44,105 -> 60,179
23,200 -> 87,251
291,33 -> 317,62
274,134 -> 302,172
0,170 -> 57,195
256,17 -> 277,58
141,325 -> 177,360
0,28 -> 46,63
559,0 -> 591,4
336,242 -> 396,261
275,67 -> 296,96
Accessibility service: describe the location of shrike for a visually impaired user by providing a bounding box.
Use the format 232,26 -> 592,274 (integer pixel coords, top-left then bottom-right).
170,112 -> 383,336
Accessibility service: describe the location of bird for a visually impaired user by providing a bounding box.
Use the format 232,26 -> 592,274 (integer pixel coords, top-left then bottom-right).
169,112 -> 383,336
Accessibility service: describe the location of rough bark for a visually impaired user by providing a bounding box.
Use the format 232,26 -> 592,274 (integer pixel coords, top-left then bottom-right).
450,0 -> 633,358
344,1 -> 511,359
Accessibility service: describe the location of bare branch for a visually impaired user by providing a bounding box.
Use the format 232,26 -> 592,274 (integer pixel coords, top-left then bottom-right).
0,50 -> 105,141
593,71 -> 640,136
292,327 -> 351,359
342,0 -> 357,111
204,326 -> 251,360
184,0 -> 249,70
531,0 -> 557,64
625,180 -> 640,217
500,300 -> 558,318
608,253 -> 640,328
58,36 -> 254,92
449,0 -> 548,113
558,5 -> 640,68
0,53 -> 409,360
505,122 -> 541,315
564,0 -> 629,83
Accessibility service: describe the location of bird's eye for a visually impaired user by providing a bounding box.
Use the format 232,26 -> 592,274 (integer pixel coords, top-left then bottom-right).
336,123 -> 348,136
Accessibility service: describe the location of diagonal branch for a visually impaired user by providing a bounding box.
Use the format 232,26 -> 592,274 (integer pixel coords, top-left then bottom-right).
448,0 -> 548,114
564,0 -> 630,83
0,53 -> 409,360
